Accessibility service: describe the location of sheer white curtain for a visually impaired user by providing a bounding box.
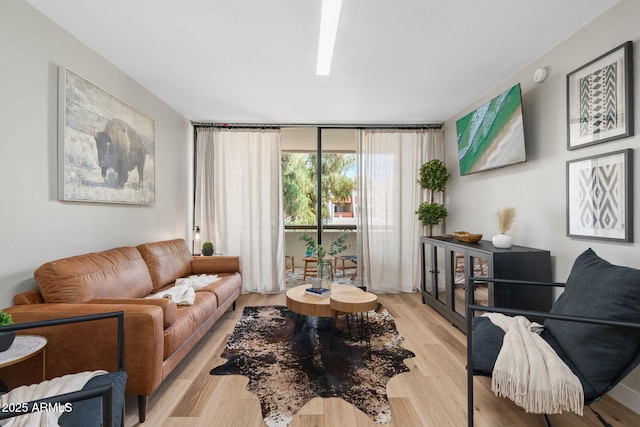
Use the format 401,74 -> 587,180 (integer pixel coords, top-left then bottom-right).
357,129 -> 444,293
194,127 -> 285,294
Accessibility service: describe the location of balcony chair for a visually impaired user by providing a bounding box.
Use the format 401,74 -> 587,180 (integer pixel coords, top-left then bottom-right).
466,248 -> 640,427
336,255 -> 358,280
0,312 -> 126,427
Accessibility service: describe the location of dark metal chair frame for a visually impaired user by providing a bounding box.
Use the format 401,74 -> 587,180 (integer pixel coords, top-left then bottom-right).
466,277 -> 640,427
0,311 -> 125,427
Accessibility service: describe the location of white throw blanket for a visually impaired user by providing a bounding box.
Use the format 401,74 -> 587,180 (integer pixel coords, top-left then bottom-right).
0,370 -> 107,427
147,274 -> 220,305
483,313 -> 584,415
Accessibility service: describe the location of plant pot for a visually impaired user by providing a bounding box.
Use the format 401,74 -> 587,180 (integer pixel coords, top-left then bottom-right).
492,233 -> 513,249
0,331 -> 16,352
202,248 -> 214,256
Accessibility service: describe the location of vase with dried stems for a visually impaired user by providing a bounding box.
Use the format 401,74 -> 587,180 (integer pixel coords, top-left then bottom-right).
492,207 -> 516,248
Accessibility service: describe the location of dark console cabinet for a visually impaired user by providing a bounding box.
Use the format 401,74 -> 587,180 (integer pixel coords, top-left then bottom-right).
420,236 -> 553,333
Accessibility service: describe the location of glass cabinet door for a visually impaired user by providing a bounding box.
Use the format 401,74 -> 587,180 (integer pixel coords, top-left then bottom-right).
433,244 -> 447,308
452,249 -> 466,318
469,251 -> 492,316
450,249 -> 492,320
422,241 -> 434,298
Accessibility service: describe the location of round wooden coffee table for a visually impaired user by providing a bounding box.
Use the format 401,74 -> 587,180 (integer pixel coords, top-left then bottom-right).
286,285 -> 378,349
286,283 -> 359,318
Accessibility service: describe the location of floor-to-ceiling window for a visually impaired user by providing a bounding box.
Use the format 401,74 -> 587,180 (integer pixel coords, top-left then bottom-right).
282,128 -> 359,287
193,123 -> 442,293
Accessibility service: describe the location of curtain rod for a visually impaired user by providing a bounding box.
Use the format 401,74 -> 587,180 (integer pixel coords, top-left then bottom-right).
193,123 -> 280,130
192,122 -> 443,130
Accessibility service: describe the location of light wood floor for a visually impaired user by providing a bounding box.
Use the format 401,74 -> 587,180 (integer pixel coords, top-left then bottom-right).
123,292 -> 640,426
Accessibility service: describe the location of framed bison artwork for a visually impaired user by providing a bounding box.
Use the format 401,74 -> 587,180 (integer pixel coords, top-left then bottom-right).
58,67 -> 155,204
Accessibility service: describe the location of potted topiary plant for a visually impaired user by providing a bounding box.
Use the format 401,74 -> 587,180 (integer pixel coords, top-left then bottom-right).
202,242 -> 214,256
415,159 -> 451,236
0,310 -> 15,352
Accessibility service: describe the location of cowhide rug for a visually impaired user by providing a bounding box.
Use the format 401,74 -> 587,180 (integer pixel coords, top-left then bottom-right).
210,304 -> 415,427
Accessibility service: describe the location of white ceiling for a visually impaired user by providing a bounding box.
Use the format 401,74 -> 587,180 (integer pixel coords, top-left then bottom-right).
27,0 -> 619,124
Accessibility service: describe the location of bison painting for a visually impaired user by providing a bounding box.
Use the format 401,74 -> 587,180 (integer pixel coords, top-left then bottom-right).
95,119 -> 146,189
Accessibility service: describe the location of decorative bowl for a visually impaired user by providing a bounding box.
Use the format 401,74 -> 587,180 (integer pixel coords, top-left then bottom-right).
453,231 -> 483,243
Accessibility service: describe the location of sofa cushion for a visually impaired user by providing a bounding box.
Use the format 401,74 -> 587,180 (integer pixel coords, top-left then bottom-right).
471,316 -> 601,403
192,256 -> 241,274
540,329 -> 599,403
137,239 -> 193,291
34,247 -> 153,303
198,273 -> 242,307
163,291 -> 217,359
545,248 -> 640,396
471,316 -> 504,376
91,298 -> 177,329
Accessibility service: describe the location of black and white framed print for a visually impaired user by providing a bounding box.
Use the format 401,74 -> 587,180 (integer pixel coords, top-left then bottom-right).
58,67 -> 155,204
567,149 -> 633,242
567,41 -> 633,150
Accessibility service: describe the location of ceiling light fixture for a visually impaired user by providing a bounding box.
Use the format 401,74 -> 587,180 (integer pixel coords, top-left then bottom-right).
316,0 -> 343,76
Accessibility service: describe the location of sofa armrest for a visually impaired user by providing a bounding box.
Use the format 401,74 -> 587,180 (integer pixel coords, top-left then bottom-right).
14,289 -> 45,305
90,298 -> 177,328
4,303 -> 164,396
192,256 -> 241,274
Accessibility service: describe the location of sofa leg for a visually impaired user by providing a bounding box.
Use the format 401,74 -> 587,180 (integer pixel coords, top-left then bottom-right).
138,395 -> 148,423
233,301 -> 236,311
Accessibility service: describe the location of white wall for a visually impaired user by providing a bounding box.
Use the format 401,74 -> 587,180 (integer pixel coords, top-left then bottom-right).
444,0 -> 640,412
0,0 -> 193,307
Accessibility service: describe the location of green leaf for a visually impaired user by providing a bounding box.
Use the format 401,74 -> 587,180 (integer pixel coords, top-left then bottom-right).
0,311 -> 13,327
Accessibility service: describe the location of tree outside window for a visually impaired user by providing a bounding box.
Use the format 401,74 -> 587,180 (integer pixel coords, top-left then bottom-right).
282,152 -> 356,226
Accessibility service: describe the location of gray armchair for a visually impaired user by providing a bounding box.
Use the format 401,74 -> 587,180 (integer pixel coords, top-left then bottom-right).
467,248 -> 640,427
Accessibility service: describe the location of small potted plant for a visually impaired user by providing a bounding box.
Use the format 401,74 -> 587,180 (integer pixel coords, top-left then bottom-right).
0,310 -> 15,352
202,242 -> 214,256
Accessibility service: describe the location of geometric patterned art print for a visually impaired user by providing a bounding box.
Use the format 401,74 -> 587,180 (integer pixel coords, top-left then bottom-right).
577,163 -> 622,230
579,63 -> 618,139
567,149 -> 632,242
567,41 -> 633,150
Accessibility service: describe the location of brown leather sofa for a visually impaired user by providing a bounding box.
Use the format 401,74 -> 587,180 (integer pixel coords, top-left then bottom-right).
5,238 -> 241,423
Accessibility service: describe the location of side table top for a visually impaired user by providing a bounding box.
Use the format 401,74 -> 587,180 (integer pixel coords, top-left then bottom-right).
330,290 -> 378,314
0,335 -> 47,368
